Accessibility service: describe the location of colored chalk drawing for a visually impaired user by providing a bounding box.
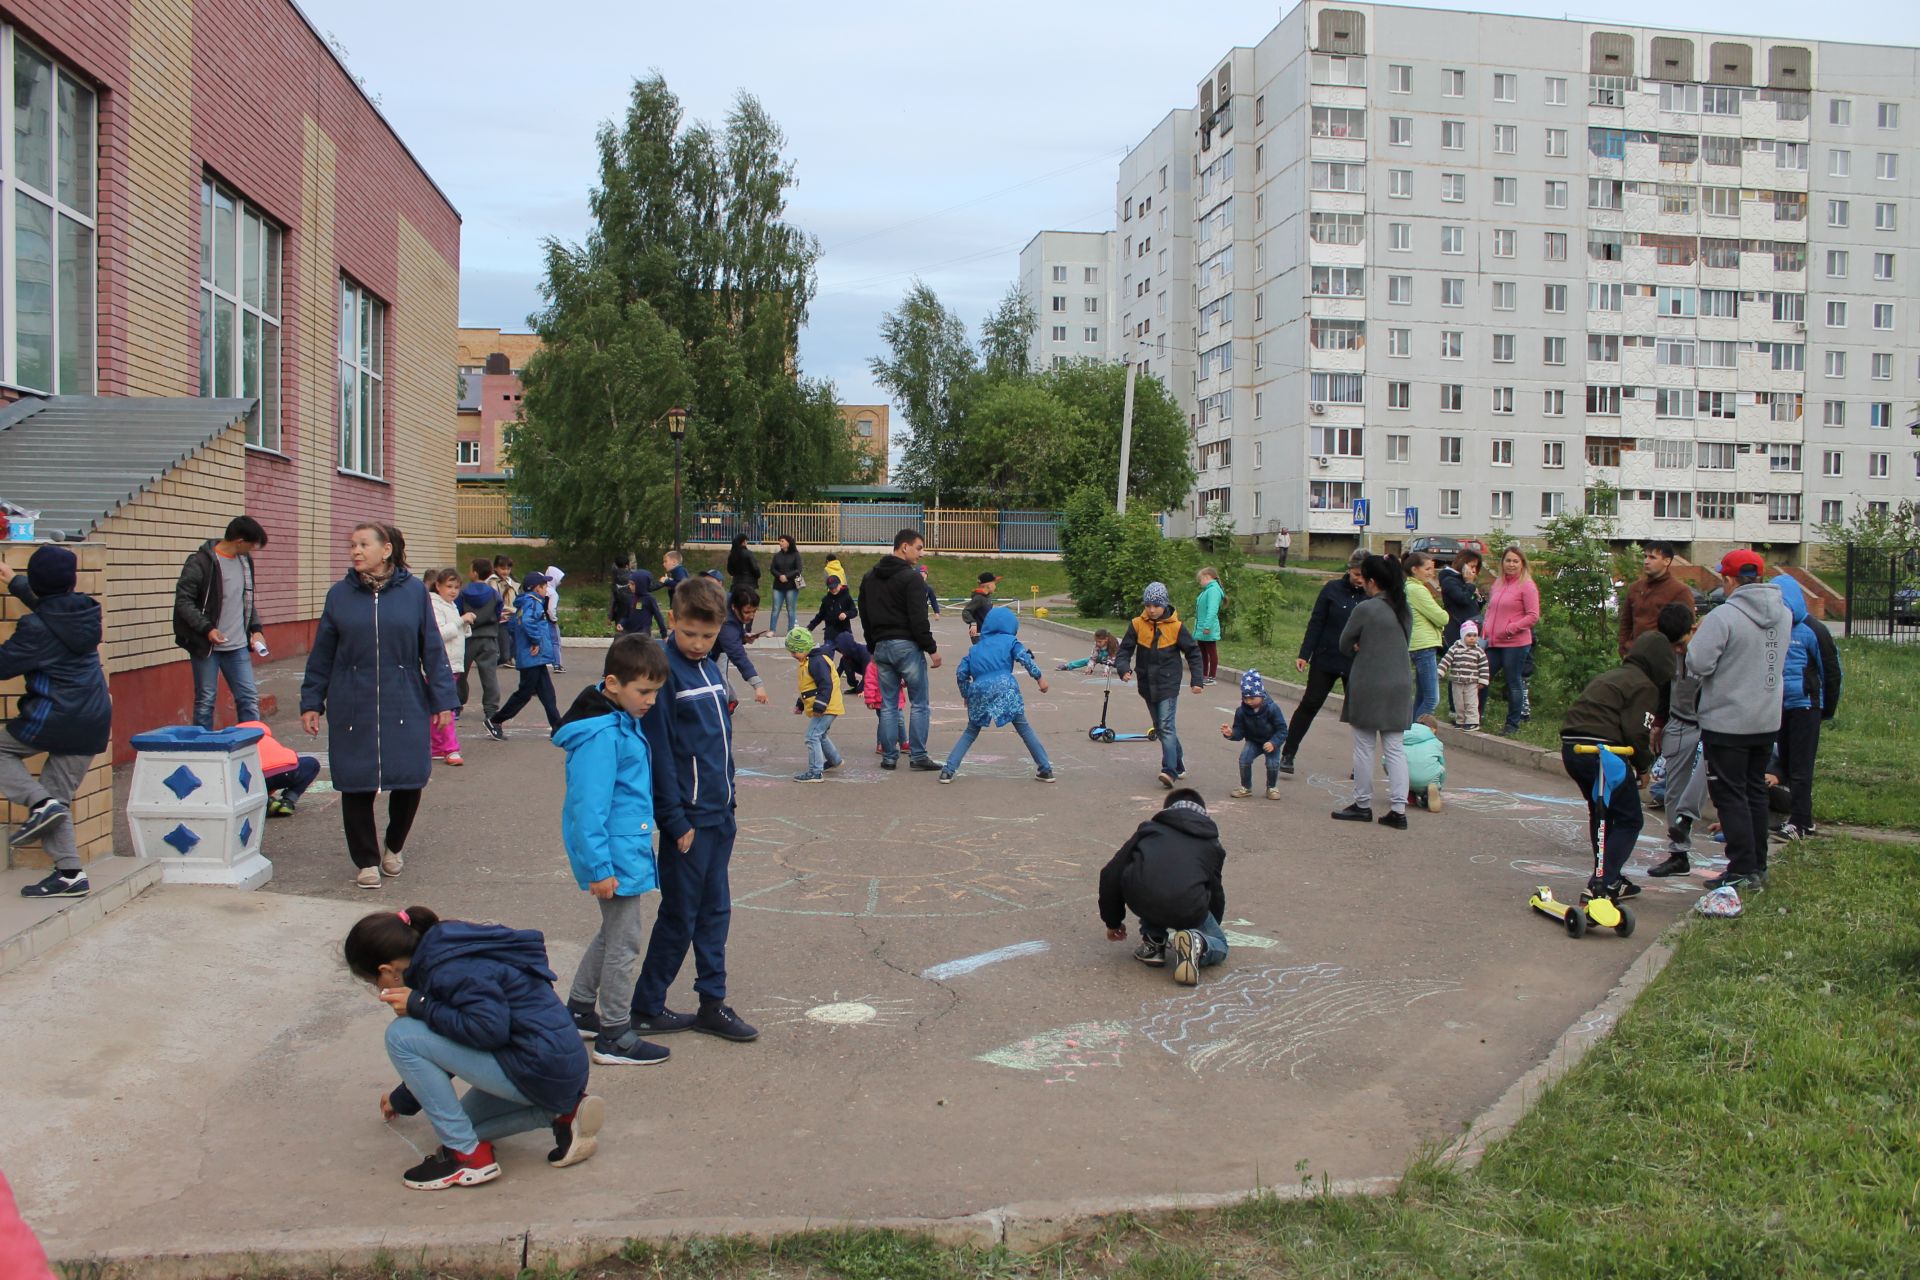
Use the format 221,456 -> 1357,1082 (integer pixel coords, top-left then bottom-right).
975,1021 -> 1131,1084
921,941 -> 1050,981
752,993 -> 915,1030
1220,929 -> 1280,950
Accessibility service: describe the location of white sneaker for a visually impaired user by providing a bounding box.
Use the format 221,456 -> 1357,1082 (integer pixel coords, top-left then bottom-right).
381,850 -> 405,877
1425,784 -> 1444,813
1267,787 -> 1282,800
356,866 -> 382,889
1230,786 -> 1252,799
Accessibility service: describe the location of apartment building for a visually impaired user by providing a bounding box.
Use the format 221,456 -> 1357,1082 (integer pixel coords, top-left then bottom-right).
1125,2 -> 1917,556
1017,230 -> 1115,369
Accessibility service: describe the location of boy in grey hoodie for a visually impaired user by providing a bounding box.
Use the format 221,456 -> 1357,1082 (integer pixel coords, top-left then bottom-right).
1687,550 -> 1790,890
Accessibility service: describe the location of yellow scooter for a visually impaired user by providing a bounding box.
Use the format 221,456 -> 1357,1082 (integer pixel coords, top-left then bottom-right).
1528,744 -> 1637,940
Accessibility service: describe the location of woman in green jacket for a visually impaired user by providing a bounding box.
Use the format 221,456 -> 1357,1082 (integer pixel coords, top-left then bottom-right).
1404,552 -> 1448,725
1193,568 -> 1226,685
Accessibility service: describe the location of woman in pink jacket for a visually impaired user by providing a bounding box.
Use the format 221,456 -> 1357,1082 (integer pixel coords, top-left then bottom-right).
1480,546 -> 1540,736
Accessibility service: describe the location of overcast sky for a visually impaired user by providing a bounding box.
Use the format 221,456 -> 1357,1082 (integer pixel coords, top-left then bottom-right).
304,0 -> 1917,411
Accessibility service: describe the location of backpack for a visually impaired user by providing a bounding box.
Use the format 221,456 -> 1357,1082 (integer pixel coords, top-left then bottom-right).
609,577 -> 635,624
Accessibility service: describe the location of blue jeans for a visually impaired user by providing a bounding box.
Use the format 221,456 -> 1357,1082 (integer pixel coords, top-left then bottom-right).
770,589 -> 799,635
191,647 -> 260,729
633,816 -> 736,1011
804,713 -> 842,774
1140,912 -> 1229,966
1410,648 -> 1440,726
266,756 -> 322,805
1239,740 -> 1280,789
1150,695 -> 1184,776
873,639 -> 931,764
943,711 -> 1051,775
1484,645 -> 1532,730
384,1016 -> 552,1155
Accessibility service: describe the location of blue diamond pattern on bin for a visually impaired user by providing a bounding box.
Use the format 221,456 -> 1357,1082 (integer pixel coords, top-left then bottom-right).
238,818 -> 252,847
163,766 -> 203,800
162,824 -> 201,855
238,763 -> 253,793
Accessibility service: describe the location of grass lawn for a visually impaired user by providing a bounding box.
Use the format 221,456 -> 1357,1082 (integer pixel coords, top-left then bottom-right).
213,833 -> 1920,1280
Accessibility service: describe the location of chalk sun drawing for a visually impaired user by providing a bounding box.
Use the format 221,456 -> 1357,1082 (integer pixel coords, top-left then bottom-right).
753,993 -> 915,1031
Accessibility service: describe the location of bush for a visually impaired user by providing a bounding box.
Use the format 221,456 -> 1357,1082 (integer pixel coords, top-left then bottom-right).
1061,487 -> 1175,617
1528,499 -> 1638,705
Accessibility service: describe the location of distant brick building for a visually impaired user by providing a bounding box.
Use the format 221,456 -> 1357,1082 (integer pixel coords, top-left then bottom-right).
839,404 -> 890,485
456,328 -> 539,475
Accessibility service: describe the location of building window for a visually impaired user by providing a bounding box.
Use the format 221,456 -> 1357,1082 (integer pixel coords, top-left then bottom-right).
1653,491 -> 1693,520
1695,491 -> 1736,521
1494,73 -> 1516,102
1826,300 -> 1848,328
1697,443 -> 1736,471
1388,275 -> 1411,305
1441,173 -> 1465,202
1444,68 -> 1464,96
1829,150 -> 1852,179
1051,325 -> 1066,341
1870,402 -> 1893,429
1491,386 -> 1514,414
1827,250 -> 1849,278
1543,388 -> 1565,415
1492,333 -> 1515,362
1493,228 -> 1516,257
1440,278 -> 1464,307
1546,180 -> 1568,209
1083,266 -> 1098,284
1545,76 -> 1566,105
1051,295 -> 1066,312
1388,327 -> 1409,355
1389,221 -> 1410,251
1051,265 -> 1066,282
1492,281 -> 1515,310
1311,425 -> 1365,457
1541,492 -> 1564,518
1543,441 -> 1565,468
1491,491 -> 1514,519
1439,436 -> 1462,465
1084,296 -> 1099,313
1821,499 -> 1844,524
1821,449 -> 1843,478
199,179 -> 284,450
1439,384 -> 1463,412
1439,489 -> 1462,518
1873,303 -> 1895,330
1879,102 -> 1900,129
1442,120 -> 1465,150
1869,452 -> 1890,478
1385,487 -> 1407,514
1387,434 -> 1410,462
1389,169 -> 1412,198
1823,399 -> 1846,426
1441,225 -> 1463,255
1829,199 -> 1850,228
338,277 -> 386,479
1872,352 -> 1892,380
1084,326 -> 1099,343
1767,493 -> 1801,524
1874,252 -> 1895,280
1769,444 -> 1803,473
1544,284 -> 1567,313
1389,64 -> 1410,93
1830,98 -> 1851,126
1387,381 -> 1411,410
1493,176 -> 1517,205
4,31 -> 98,394
457,439 -> 481,466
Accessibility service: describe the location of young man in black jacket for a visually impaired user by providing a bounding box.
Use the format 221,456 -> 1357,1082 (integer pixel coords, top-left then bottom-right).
1278,550 -> 1369,773
173,515 -> 268,729
858,528 -> 943,770
1098,789 -> 1230,986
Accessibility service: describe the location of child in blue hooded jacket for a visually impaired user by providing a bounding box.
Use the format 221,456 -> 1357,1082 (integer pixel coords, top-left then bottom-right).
344,905 -> 599,1191
554,635 -> 672,1067
1220,669 -> 1287,799
489,573 -> 560,736
1774,576 -> 1841,839
939,607 -> 1053,784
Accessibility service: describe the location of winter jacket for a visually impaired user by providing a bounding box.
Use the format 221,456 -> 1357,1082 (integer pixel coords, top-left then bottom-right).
1193,579 -> 1225,642
1226,699 -> 1288,751
1775,577 -> 1838,715
298,568 -> 458,793
172,540 -> 263,660
1437,637 -> 1489,689
1097,802 -> 1227,931
954,607 -> 1043,727
504,593 -> 556,668
1338,595 -> 1415,732
1618,573 -> 1695,657
1115,609 -> 1204,704
726,544 -> 760,589
1437,567 -> 1481,648
0,576 -> 111,755
456,581 -> 503,639
388,922 -> 588,1119
832,632 -> 870,690
430,592 -> 468,673
1404,723 -> 1446,791
639,632 -> 735,841
1689,580 -> 1789,737
609,570 -> 637,627
1298,576 -> 1368,674
714,611 -> 763,691
1482,574 -> 1540,649
622,571 -> 668,638
1407,580 -> 1447,652
859,555 -> 936,654
797,648 -> 844,718
807,586 -> 859,643
1561,630 -> 1676,775
770,549 -> 804,593
552,683 -> 658,894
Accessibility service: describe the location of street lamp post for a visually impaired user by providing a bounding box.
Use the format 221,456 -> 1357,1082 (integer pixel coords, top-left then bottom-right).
667,406 -> 688,553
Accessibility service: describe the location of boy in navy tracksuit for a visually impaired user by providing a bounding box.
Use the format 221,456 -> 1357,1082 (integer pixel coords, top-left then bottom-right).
629,576 -> 759,1042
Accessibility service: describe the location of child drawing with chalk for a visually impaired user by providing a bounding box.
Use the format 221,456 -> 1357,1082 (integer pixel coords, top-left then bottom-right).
344,906 -> 601,1190
938,606 -> 1053,785
1098,789 -> 1230,986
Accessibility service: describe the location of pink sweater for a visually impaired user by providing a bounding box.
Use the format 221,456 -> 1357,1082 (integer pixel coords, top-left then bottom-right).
1482,575 -> 1540,649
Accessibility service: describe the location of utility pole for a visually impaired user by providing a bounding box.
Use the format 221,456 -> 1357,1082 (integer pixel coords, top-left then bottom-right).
1116,358 -> 1137,515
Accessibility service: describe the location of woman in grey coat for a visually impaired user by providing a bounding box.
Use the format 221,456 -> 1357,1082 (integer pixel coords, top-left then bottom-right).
1331,555 -> 1415,829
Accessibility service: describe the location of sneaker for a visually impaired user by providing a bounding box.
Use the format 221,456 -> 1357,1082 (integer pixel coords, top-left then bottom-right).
1772,823 -> 1801,843
1378,810 -> 1409,830
1331,803 -> 1373,823
548,1094 -> 604,1168
381,850 -> 404,877
880,758 -> 898,771
1171,930 -> 1204,986
1703,871 -> 1750,892
590,1029 -> 671,1066
1230,786 -> 1253,799
694,1002 -> 759,1042
1278,756 -> 1296,775
19,869 -> 88,899
908,759 -> 941,773
792,771 -> 824,783
1267,787 -> 1282,801
356,866 -> 382,889
9,798 -> 69,847
1157,771 -> 1176,789
1132,939 -> 1167,967
1647,852 -> 1691,878
630,1007 -> 699,1035
1584,878 -> 1641,902
402,1142 -> 500,1191
937,771 -> 955,784
568,1003 -> 601,1040
823,758 -> 843,772
483,718 -> 506,742
266,795 -> 296,818
1036,769 -> 1056,784
445,752 -> 464,767
1425,784 -> 1444,814
553,665 -> 566,674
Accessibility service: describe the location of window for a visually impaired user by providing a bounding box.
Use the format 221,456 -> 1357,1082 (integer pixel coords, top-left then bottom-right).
1493,123 -> 1517,153
1492,176 -> 1517,206
1544,388 -> 1566,416
1310,318 -> 1364,351
1825,351 -> 1847,378
1768,493 -> 1802,524
1390,64 -> 1410,93
1390,116 -> 1412,146
1829,199 -> 1850,228
1387,434 -> 1410,462
1830,98 -> 1852,126
1051,265 -> 1067,282
1544,232 -> 1566,261
1827,250 -> 1849,278
1590,282 -> 1623,312
1870,402 -> 1894,429
1544,283 -> 1567,313
1440,384 -> 1463,412
198,179 -> 284,449
1440,225 -> 1463,255
1084,266 -> 1098,284
1874,303 -> 1895,330
1821,500 -> 1844,524
1311,372 -> 1364,405
1388,275 -> 1412,305
1084,296 -> 1099,313
1311,424 -> 1365,455
1311,266 -> 1365,296
1879,102 -> 1900,129
1492,333 -> 1515,362
1254,95 -> 1265,124
1696,491 -> 1737,521
1830,150 -> 1852,179
1439,330 -> 1462,360
1084,326 -> 1099,343
1541,492 -> 1565,518
1657,286 -> 1697,317
1768,393 -> 1803,422
1586,437 -> 1627,467
1440,278 -> 1464,307
1657,388 -> 1696,417
1822,449 -> 1843,478
1444,68 -> 1464,97
1869,452 -> 1890,478
1878,153 -> 1899,181
1546,128 -> 1567,157
1543,336 -> 1565,366
1389,221 -> 1411,251
1655,438 -> 1692,469
1589,179 -> 1623,210
1311,54 -> 1366,86
1699,442 -> 1737,470
1654,491 -> 1693,520
1545,76 -> 1567,106
1494,73 -> 1517,102
1050,325 -> 1066,341
1701,391 -> 1736,418
1491,387 -> 1514,415
1311,162 -> 1365,191
1703,86 -> 1755,116
1051,295 -> 1066,312
1700,288 -> 1737,318
1769,444 -> 1802,473
1703,135 -> 1741,167
1703,186 -> 1740,219
1388,327 -> 1409,355
1827,300 -> 1848,328
1390,169 -> 1412,199
1588,334 -> 1620,362
1253,392 -> 1263,419
338,277 -> 386,478
1439,436 -> 1463,464
1771,342 -> 1804,371
1309,480 -> 1363,512
1587,385 -> 1622,415
1311,107 -> 1367,139
1387,381 -> 1411,409
1440,489 -> 1462,517
1542,441 -> 1566,469
1659,82 -> 1700,113
1385,487 -> 1407,514
457,439 -> 481,466
1872,352 -> 1892,380
1823,399 -> 1846,426
1874,252 -> 1895,280
1441,172 -> 1465,202
1492,281 -> 1515,311
5,33 -> 99,393
1491,491 -> 1514,519
1546,180 -> 1568,209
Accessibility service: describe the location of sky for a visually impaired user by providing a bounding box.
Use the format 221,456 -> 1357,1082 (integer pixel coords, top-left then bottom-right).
304,0 -> 1918,415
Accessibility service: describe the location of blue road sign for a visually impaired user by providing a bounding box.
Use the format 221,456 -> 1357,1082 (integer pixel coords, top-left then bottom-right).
1352,498 -> 1370,527
1405,506 -> 1419,531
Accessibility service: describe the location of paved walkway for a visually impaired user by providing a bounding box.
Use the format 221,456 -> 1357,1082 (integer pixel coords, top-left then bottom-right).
2,610 -> 1711,1263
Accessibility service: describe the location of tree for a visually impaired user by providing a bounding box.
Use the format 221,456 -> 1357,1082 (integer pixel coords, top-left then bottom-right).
870,281 -> 975,503
1530,491 -> 1630,705
977,286 -> 1036,379
1810,498 -> 1920,572
1041,361 -> 1194,513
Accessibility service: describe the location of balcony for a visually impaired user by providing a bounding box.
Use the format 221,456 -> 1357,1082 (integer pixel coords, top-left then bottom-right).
1307,344 -> 1364,373
1308,136 -> 1366,163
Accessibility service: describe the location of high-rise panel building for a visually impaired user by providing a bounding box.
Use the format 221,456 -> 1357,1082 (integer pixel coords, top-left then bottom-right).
1116,109 -> 1201,506
1018,230 -> 1116,370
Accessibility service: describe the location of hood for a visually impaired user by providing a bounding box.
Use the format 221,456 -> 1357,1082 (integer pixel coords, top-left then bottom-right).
1624,629 -> 1676,689
552,683 -> 623,747
630,569 -> 655,592
1775,575 -> 1810,626
980,607 -> 1018,638
1151,804 -> 1218,842
1724,581 -> 1784,628
29,592 -> 104,656
413,921 -> 557,985
871,555 -> 912,581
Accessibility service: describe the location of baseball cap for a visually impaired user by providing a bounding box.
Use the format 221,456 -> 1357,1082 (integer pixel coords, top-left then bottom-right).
1717,549 -> 1766,579
977,571 -> 1001,584
521,572 -> 550,589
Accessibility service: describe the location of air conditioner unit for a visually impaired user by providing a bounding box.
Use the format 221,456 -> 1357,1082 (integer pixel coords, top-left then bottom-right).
1311,402 -> 1327,415
1315,455 -> 1331,469
1792,322 -> 1806,333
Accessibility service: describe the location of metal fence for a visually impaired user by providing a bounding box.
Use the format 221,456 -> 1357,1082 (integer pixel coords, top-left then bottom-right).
1842,544 -> 1920,641
456,486 -> 538,540
690,504 -> 1063,553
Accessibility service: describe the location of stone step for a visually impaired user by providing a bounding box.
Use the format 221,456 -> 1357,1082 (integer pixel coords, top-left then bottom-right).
0,856 -> 161,978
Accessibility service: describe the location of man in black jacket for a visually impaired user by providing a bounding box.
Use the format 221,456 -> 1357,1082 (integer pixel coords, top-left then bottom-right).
858,528 -> 943,770
173,515 -> 268,729
1278,550 -> 1369,773
1098,789 -> 1229,986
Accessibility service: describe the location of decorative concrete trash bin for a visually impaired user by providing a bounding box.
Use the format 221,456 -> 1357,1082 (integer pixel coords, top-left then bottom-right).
127,726 -> 273,889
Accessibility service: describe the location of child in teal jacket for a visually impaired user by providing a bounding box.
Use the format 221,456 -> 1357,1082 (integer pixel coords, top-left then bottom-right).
1405,721 -> 1447,811
1193,568 -> 1225,684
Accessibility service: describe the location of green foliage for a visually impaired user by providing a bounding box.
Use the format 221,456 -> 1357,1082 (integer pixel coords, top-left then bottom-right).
1809,497 -> 1920,572
870,282 -> 975,502
1529,495 -> 1629,705
977,285 -> 1036,379
1060,488 -> 1174,618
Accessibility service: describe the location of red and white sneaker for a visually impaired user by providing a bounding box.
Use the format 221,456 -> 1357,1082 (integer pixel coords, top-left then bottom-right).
445,752 -> 464,766
402,1141 -> 500,1190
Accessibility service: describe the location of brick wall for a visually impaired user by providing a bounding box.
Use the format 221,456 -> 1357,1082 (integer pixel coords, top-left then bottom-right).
393,216 -> 460,570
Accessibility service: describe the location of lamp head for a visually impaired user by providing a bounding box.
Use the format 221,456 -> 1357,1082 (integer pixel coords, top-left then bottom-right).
666,407 -> 688,440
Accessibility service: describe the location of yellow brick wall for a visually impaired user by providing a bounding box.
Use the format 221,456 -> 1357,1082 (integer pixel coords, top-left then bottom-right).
296,119 -> 339,619
1,544 -> 116,867
124,0 -> 196,397
395,217 -> 460,570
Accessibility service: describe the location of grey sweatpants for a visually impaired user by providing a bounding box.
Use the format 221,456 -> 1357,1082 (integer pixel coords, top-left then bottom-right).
1661,719 -> 1709,850
1351,727 -> 1410,813
568,892 -> 647,1033
0,728 -> 90,871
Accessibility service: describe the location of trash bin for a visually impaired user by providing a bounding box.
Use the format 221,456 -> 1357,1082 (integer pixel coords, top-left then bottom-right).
127,725 -> 273,889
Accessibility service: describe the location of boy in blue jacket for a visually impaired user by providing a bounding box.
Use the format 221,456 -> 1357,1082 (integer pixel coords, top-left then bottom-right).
488,573 -> 560,737
629,576 -> 759,1043
1220,669 -> 1288,800
1774,576 -> 1841,840
554,635 -> 672,1066
0,547 -> 112,899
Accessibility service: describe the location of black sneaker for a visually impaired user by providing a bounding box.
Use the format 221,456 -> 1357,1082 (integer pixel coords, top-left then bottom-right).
1647,852 -> 1691,878
908,758 -> 942,773
1584,878 -> 1642,902
19,869 -> 88,899
694,1002 -> 759,1042
591,1029 -> 671,1065
1132,939 -> 1167,967
630,1007 -> 699,1035
402,1142 -> 500,1190
568,1002 -> 601,1040
482,717 -> 506,742
1331,803 -> 1373,822
1702,871 -> 1750,892
1035,769 -> 1056,783
1278,756 -> 1296,775
549,1094 -> 604,1168
879,758 -> 898,771
1377,810 -> 1408,830
9,798 -> 70,847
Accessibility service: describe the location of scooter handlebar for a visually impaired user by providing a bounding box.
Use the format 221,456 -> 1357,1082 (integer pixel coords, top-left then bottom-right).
1572,744 -> 1635,756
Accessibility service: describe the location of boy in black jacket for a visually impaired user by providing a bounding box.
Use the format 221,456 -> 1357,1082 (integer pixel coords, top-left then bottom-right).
1115,581 -> 1205,789
1558,630 -> 1676,902
806,575 -> 859,644
1098,789 -> 1230,986
0,547 -> 112,899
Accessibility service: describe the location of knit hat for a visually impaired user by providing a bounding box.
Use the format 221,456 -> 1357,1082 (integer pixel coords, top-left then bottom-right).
1239,669 -> 1266,700
1347,548 -> 1368,569
785,626 -> 815,656
1460,619 -> 1480,638
26,545 -> 77,597
1142,581 -> 1171,609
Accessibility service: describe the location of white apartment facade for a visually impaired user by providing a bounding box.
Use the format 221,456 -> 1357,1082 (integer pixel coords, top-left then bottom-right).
1138,2 -> 1918,555
1017,231 -> 1116,370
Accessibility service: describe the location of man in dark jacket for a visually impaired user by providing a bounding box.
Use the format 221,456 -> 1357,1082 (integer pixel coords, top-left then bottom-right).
455,558 -> 504,723
858,529 -> 943,770
1098,789 -> 1230,986
1617,542 -> 1695,657
0,546 -> 112,899
1278,550 -> 1369,773
1559,629 -> 1677,901
173,515 -> 268,729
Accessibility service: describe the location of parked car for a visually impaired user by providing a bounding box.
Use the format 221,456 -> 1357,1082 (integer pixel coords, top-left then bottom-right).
1405,536 -> 1488,565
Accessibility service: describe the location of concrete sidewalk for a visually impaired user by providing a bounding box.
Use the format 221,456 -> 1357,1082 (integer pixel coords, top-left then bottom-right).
3,608 -> 1710,1268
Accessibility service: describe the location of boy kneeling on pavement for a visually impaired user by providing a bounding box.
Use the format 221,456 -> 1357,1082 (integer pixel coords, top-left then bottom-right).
1098,789 -> 1230,986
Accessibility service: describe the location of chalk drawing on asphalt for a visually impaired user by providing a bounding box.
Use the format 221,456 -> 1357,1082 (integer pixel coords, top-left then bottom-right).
752,993 -> 915,1030
975,1021 -> 1132,1085
1220,929 -> 1280,950
921,941 -> 1050,981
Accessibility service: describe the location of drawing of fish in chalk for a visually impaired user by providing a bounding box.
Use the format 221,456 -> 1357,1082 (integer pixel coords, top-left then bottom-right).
975,1021 -> 1131,1085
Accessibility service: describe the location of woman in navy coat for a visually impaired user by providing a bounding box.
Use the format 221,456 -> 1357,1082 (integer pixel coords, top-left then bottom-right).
300,524 -> 459,890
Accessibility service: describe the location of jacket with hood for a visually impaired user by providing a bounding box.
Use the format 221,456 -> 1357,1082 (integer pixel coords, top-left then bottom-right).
962,585 -> 997,638
609,569 -> 636,626
552,683 -> 659,894
770,548 -> 804,592
1560,630 -> 1676,774
797,647 -> 844,717
388,922 -> 588,1119
726,542 -> 760,589
954,607 -> 1043,727
620,571 -> 668,638
1226,699 -> 1288,750
1298,575 -> 1368,674
1115,609 -> 1204,704
859,556 -> 936,654
504,592 -> 556,668
713,610 -> 764,694
1098,802 -> 1228,931
430,591 -> 468,673
1193,579 -> 1225,642
640,633 -> 735,841
1688,580 -> 1790,737
1775,576 -> 1841,716
172,539 -> 263,660
455,580 -> 503,639
1437,566 -> 1481,647
807,584 -> 858,642
298,568 -> 458,793
0,575 -> 111,756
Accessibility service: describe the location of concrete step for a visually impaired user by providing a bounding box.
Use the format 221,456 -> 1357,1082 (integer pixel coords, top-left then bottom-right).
0,856 -> 161,977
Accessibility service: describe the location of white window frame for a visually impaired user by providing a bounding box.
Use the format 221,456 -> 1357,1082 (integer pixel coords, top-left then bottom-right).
1543,440 -> 1565,468
198,179 -> 285,450
1544,76 -> 1567,106
338,276 -> 387,480
457,439 -> 481,466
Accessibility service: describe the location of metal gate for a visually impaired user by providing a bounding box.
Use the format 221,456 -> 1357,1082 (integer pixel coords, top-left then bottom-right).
1842,544 -> 1920,641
